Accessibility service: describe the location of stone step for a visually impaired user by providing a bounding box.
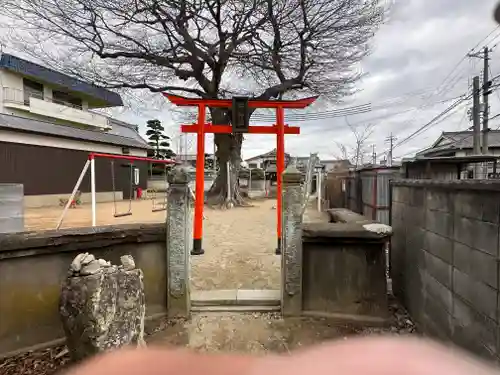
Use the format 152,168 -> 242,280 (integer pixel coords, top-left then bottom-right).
191,305 -> 281,313
191,289 -> 280,307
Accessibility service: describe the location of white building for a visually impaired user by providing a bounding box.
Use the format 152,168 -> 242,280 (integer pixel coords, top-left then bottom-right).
0,53 -> 150,207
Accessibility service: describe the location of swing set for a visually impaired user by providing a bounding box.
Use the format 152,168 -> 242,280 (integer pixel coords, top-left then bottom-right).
150,164 -> 169,213
56,152 -> 176,229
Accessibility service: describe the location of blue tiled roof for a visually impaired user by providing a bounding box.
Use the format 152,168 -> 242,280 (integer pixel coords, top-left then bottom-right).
0,54 -> 123,107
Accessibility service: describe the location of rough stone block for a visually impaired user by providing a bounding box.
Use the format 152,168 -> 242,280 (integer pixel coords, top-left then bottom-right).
60,253 -> 145,362
425,210 -> 453,237
452,296 -> 497,356
453,217 -> 499,257
423,230 -> 453,263
454,191 -> 500,224
453,268 -> 498,321
426,189 -> 452,212
423,250 -> 452,289
454,242 -> 497,289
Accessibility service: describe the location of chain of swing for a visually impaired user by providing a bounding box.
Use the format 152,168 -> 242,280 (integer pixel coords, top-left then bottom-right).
110,160 -> 134,217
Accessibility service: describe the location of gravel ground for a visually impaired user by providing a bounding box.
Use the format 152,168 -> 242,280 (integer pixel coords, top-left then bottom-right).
8,199 -> 416,374
191,199 -> 280,291
1,296 -> 416,375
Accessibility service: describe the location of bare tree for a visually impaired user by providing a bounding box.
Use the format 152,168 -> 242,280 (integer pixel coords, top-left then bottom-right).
335,120 -> 374,168
1,0 -> 386,206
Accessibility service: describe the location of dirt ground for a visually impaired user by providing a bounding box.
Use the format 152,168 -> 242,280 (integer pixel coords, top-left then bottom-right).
24,198 -> 281,291
5,200 -> 418,375
0,299 -> 416,375
146,301 -> 416,355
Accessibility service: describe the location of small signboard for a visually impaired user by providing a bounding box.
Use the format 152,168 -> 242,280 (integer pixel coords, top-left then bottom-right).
232,96 -> 249,133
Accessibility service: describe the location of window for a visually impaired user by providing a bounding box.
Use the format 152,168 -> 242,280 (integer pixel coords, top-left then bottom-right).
52,90 -> 83,109
248,163 -> 257,169
23,78 -> 44,105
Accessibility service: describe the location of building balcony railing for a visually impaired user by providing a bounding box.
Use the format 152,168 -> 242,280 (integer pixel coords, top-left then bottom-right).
2,87 -> 111,130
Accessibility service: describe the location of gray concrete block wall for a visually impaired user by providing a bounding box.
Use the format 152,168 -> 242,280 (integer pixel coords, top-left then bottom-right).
391,180 -> 500,362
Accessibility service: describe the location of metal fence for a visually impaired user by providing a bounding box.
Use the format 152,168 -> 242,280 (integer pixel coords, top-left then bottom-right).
326,166 -> 401,225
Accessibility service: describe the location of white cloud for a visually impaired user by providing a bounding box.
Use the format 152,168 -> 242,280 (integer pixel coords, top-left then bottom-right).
2,0 -> 500,162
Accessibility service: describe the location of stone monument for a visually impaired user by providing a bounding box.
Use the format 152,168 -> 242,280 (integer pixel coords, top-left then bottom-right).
59,253 -> 146,361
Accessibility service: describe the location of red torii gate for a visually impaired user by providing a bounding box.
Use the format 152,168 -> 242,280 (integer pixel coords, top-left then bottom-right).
163,93 -> 317,256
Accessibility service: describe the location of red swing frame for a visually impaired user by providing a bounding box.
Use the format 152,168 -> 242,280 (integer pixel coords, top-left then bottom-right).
163,93 -> 317,255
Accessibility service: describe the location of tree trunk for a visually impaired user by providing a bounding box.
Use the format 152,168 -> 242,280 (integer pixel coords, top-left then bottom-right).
206,108 -> 249,207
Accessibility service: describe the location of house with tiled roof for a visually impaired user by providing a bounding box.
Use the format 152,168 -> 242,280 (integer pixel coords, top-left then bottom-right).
416,130 -> 500,158
245,148 -> 291,171
0,53 -> 151,207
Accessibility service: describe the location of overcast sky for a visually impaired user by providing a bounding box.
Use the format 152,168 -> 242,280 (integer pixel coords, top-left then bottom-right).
108,0 -> 500,161
3,0 -> 500,162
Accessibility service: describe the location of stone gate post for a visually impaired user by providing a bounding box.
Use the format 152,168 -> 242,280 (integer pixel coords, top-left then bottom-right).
166,167 -> 192,318
281,164 -> 304,316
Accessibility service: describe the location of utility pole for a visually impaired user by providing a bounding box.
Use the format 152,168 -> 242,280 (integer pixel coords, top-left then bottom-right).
468,47 -> 492,154
371,145 -> 376,165
482,47 -> 491,154
385,133 -> 397,166
472,76 -> 481,155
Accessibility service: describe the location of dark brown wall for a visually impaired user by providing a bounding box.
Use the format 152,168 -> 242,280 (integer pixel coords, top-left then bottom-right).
0,141 -> 148,196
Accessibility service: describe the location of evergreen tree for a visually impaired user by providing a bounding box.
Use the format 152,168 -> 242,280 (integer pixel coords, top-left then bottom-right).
146,119 -> 175,159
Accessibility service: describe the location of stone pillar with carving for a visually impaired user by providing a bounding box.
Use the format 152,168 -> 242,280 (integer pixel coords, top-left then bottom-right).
281,164 -> 305,316
166,167 -> 192,318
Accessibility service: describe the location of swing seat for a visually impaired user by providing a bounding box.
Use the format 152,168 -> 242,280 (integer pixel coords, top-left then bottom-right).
152,207 -> 167,212
114,212 -> 133,218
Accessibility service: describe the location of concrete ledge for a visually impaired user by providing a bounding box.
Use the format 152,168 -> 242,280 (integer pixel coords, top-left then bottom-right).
391,179 -> 500,191
191,289 -> 280,307
0,223 -> 165,259
327,208 -> 373,225
191,305 -> 281,312
302,222 -> 390,242
24,191 -> 123,208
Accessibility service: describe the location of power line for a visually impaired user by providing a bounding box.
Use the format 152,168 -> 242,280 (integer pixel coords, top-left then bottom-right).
394,73 -> 500,159
392,95 -> 471,150
251,92 -> 462,122
382,27 -> 500,154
